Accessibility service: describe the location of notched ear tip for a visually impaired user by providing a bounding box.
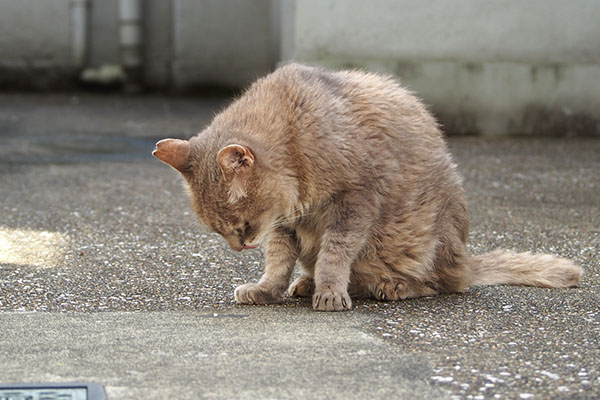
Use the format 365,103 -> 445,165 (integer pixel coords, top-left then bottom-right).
153,138 -> 191,173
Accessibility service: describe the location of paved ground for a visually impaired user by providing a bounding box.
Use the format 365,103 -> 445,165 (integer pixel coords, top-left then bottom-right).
0,93 -> 598,399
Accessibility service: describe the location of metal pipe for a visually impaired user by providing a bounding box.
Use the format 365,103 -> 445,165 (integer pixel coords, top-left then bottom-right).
119,0 -> 143,88
70,0 -> 90,67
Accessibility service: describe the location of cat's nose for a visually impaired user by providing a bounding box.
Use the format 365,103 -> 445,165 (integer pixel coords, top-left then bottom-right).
224,237 -> 244,252
231,244 -> 243,252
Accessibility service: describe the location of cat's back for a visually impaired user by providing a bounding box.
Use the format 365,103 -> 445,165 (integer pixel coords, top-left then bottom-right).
216,63 -> 442,146
274,64 -> 444,148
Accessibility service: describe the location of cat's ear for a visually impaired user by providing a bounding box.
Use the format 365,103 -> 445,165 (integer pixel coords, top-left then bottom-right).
217,144 -> 255,203
153,139 -> 191,173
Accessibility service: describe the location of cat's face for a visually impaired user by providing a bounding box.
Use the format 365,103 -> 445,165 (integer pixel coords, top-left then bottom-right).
153,137 -> 295,252
194,193 -> 276,252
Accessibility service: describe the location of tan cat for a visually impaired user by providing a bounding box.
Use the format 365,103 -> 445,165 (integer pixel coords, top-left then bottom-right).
153,63 -> 582,311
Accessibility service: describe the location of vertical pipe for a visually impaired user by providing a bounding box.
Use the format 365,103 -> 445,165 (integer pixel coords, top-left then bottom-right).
119,0 -> 143,90
278,0 -> 295,65
70,0 -> 90,67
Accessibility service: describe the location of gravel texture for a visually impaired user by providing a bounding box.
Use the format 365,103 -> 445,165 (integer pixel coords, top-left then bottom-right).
0,94 -> 598,399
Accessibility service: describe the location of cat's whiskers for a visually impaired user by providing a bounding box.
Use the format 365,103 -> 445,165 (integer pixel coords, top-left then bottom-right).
266,209 -> 315,233
282,204 -> 311,222
181,214 -> 203,232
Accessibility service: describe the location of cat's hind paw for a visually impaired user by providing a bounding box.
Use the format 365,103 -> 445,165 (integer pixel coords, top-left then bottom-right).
312,287 -> 352,311
289,275 -> 315,298
234,283 -> 284,305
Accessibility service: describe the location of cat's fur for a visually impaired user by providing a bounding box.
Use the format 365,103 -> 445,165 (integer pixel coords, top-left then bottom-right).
153,63 -> 582,311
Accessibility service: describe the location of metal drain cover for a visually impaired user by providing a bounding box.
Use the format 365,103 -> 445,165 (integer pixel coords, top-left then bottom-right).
0,382 -> 106,400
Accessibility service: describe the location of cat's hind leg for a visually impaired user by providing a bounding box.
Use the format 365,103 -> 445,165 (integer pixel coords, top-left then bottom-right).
371,279 -> 438,301
349,259 -> 438,300
290,271 -> 438,301
289,257 -> 317,297
289,275 -> 315,297
368,240 -> 472,301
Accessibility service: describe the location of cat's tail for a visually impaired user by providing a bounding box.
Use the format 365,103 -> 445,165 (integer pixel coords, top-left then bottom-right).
469,249 -> 582,288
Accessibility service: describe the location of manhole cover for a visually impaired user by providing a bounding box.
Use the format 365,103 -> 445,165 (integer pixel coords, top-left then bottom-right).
0,382 -> 105,400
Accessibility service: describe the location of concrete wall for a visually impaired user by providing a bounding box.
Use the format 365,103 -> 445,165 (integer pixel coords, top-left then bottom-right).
143,0 -> 174,89
86,0 -> 174,89
0,0 -> 278,90
282,0 -> 600,135
0,0 -> 77,89
171,0 -> 279,90
0,0 -> 73,67
88,0 -> 119,67
0,0 -> 598,135
86,0 -> 279,90
287,0 -> 599,65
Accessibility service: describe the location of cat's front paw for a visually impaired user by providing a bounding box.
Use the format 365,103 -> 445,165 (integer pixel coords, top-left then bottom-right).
234,283 -> 284,305
312,286 -> 352,311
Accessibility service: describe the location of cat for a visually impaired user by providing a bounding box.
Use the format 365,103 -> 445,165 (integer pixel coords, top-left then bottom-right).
153,63 -> 582,311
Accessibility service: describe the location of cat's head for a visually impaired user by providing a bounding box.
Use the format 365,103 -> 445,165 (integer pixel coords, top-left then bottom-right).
153,136 -> 297,251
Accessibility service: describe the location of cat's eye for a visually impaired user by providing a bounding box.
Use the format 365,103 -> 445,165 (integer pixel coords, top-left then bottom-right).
235,221 -> 251,239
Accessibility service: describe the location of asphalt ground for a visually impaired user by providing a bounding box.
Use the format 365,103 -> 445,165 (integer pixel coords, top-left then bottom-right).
0,93 -> 598,399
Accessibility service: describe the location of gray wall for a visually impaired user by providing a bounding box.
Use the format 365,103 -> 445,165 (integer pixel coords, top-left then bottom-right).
0,0 -> 73,67
0,0 -> 77,89
282,0 -> 600,135
172,0 -> 279,90
86,0 -> 175,89
88,0 -> 119,67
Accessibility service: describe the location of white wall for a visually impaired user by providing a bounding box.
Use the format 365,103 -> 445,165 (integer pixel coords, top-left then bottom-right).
282,0 -> 600,135
288,0 -> 599,64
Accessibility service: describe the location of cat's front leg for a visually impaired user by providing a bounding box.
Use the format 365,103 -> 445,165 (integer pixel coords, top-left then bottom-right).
313,233 -> 355,311
312,191 -> 375,311
234,226 -> 298,305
